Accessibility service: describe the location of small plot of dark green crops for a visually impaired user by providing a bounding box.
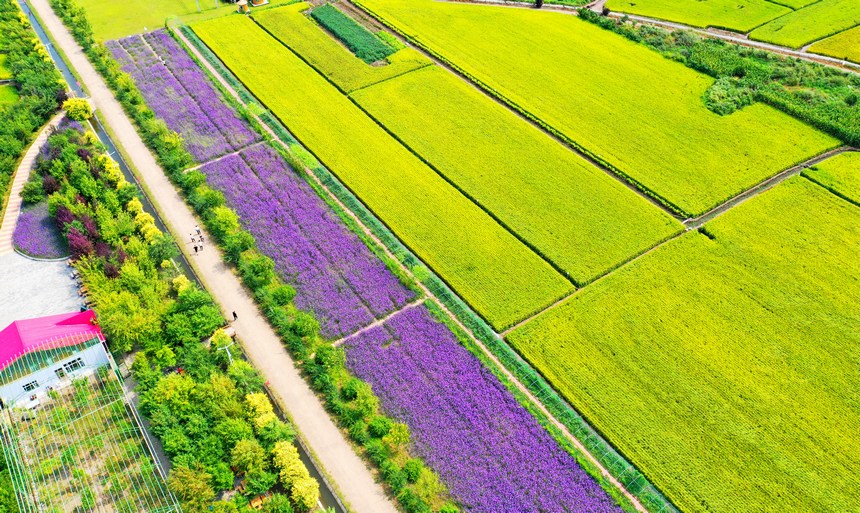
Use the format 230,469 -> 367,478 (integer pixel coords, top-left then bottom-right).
310,4 -> 395,63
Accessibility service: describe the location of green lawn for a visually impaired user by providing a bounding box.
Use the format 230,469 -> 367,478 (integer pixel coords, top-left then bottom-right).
0,84 -> 18,106
0,54 -> 11,81
254,3 -> 431,92
803,151 -> 860,204
605,0 -> 788,32
355,0 -> 838,217
809,25 -> 860,64
749,0 -> 860,48
508,177 -> 860,513
352,66 -> 681,283
193,15 -> 573,330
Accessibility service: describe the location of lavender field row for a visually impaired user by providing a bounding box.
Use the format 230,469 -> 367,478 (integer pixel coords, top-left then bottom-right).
108,29 -> 413,339
107,31 -> 259,164
200,144 -> 413,338
344,304 -> 623,513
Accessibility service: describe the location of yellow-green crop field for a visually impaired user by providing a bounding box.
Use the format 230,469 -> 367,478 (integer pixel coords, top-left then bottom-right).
749,0 -> 860,48
604,0 -> 789,32
355,0 -> 838,217
0,84 -> 18,106
803,150 -> 860,204
193,15 -> 573,330
254,3 -> 431,93
507,177 -> 860,513
809,25 -> 860,64
0,54 -> 11,81
351,66 -> 682,283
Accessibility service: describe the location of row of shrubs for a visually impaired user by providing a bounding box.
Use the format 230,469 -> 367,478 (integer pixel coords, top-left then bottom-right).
27,121 -> 321,513
47,0 -> 459,511
579,9 -> 860,145
0,0 -> 65,209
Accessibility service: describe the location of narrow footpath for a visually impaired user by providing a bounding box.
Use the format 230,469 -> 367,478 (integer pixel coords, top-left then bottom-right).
0,112 -> 64,256
25,0 -> 398,511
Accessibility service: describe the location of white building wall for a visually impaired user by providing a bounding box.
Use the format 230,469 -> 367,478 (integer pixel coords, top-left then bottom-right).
0,344 -> 110,406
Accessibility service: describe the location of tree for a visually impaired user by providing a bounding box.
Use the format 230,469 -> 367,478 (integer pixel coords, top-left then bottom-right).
270,441 -> 307,487
257,418 -> 296,451
244,469 -> 277,497
262,493 -> 293,513
290,477 -> 319,512
231,439 -> 267,475
245,393 -> 278,431
62,98 -> 92,121
167,464 -> 214,513
228,360 -> 264,396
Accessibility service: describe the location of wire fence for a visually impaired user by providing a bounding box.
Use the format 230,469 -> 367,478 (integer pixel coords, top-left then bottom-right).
0,334 -> 182,513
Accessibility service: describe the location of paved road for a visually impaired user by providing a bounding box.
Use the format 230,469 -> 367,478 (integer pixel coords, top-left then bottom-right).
0,113 -> 64,255
26,0 -> 398,511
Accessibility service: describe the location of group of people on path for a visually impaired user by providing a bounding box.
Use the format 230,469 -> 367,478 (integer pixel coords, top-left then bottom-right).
188,223 -> 239,324
190,225 -> 205,254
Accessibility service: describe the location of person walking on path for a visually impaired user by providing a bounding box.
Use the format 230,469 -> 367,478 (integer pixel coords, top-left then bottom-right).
232,311 -> 238,322
195,225 -> 201,236
193,245 -> 198,254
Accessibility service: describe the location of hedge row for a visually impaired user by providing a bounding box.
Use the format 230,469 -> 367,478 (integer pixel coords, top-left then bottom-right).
0,0 -> 65,209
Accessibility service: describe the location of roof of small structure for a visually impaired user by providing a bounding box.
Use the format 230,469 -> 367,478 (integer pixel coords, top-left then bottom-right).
0,310 -> 103,371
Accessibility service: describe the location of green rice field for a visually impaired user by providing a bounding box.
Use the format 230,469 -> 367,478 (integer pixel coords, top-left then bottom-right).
0,54 -> 11,80
803,151 -> 860,204
351,66 -> 682,283
604,0 -> 788,32
507,177 -> 860,513
193,15 -> 574,330
254,3 -> 431,92
355,0 -> 839,217
749,0 -> 860,48
809,25 -> 860,64
0,84 -> 18,106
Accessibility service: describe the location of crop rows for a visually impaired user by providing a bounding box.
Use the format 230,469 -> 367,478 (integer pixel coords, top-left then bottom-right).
802,151 -> 860,205
254,2 -> 431,93
107,31 -> 259,163
200,145 -> 414,338
809,25 -> 860,64
352,65 -> 681,283
354,0 -> 838,217
343,304 -> 624,513
109,29 -> 412,338
309,3 -> 394,64
749,0 -> 860,48
193,15 -> 573,330
508,178 -> 860,513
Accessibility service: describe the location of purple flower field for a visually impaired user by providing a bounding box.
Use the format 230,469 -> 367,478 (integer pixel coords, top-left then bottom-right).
13,203 -> 68,260
107,30 -> 258,163
344,304 -> 623,513
201,145 -> 413,338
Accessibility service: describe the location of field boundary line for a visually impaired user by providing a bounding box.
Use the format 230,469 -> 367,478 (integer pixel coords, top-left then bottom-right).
501,229 -> 686,336
173,25 -> 659,513
182,140 -> 266,173
332,298 -> 426,347
345,0 -> 690,220
684,145 -> 853,228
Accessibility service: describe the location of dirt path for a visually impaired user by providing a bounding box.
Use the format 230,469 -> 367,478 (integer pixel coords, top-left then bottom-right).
174,27 -> 651,513
0,113 -> 64,256
332,298 -> 425,347
25,0 -> 397,511
605,12 -> 860,74
684,146 -> 854,229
